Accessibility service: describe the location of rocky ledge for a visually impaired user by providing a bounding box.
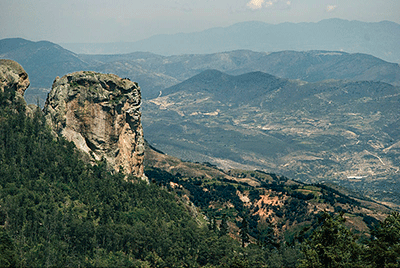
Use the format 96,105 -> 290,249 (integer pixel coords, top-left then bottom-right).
43,71 -> 145,179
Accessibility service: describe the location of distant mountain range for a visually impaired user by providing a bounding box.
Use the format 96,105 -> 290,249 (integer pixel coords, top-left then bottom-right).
1,37 -> 400,104
60,19 -> 400,63
143,69 -> 400,205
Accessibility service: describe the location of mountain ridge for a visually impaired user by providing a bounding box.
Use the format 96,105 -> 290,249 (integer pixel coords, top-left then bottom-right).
2,38 -> 400,102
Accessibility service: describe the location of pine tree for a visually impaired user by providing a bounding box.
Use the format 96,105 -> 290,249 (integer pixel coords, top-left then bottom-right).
365,212 -> 400,267
209,215 -> 217,232
0,228 -> 17,267
219,214 -> 228,237
239,217 -> 250,247
258,224 -> 278,250
298,212 -> 363,268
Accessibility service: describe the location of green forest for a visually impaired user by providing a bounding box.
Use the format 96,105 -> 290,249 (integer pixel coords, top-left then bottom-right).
0,88 -> 400,267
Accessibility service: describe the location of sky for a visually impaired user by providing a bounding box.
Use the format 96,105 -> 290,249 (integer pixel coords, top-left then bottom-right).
1,0 -> 399,44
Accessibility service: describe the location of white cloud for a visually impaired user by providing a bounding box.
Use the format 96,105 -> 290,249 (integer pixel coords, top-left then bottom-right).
326,5 -> 337,12
247,0 -> 265,10
246,0 -> 290,10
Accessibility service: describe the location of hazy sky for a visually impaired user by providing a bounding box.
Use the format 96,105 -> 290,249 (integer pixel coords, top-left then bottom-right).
1,0 -> 399,44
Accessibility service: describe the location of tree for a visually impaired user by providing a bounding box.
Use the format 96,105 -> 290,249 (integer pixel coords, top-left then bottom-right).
258,224 -> 278,250
209,215 -> 217,232
219,214 -> 228,237
365,212 -> 400,267
197,235 -> 240,266
298,212 -> 363,268
0,228 -> 17,267
240,217 -> 250,248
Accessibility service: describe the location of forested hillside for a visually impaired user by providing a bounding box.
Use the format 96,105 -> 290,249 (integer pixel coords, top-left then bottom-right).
0,83 -> 253,267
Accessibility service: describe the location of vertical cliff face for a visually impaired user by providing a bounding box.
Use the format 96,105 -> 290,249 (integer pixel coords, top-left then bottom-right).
0,59 -> 30,99
43,71 -> 145,179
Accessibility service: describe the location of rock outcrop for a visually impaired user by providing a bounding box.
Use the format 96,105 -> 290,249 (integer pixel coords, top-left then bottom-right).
43,71 -> 145,179
0,59 -> 30,99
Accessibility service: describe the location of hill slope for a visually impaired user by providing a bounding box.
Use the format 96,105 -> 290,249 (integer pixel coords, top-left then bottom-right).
144,141 -> 393,244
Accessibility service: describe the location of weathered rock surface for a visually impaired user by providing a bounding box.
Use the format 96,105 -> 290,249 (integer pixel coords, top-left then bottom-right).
43,71 -> 145,179
0,59 -> 30,99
